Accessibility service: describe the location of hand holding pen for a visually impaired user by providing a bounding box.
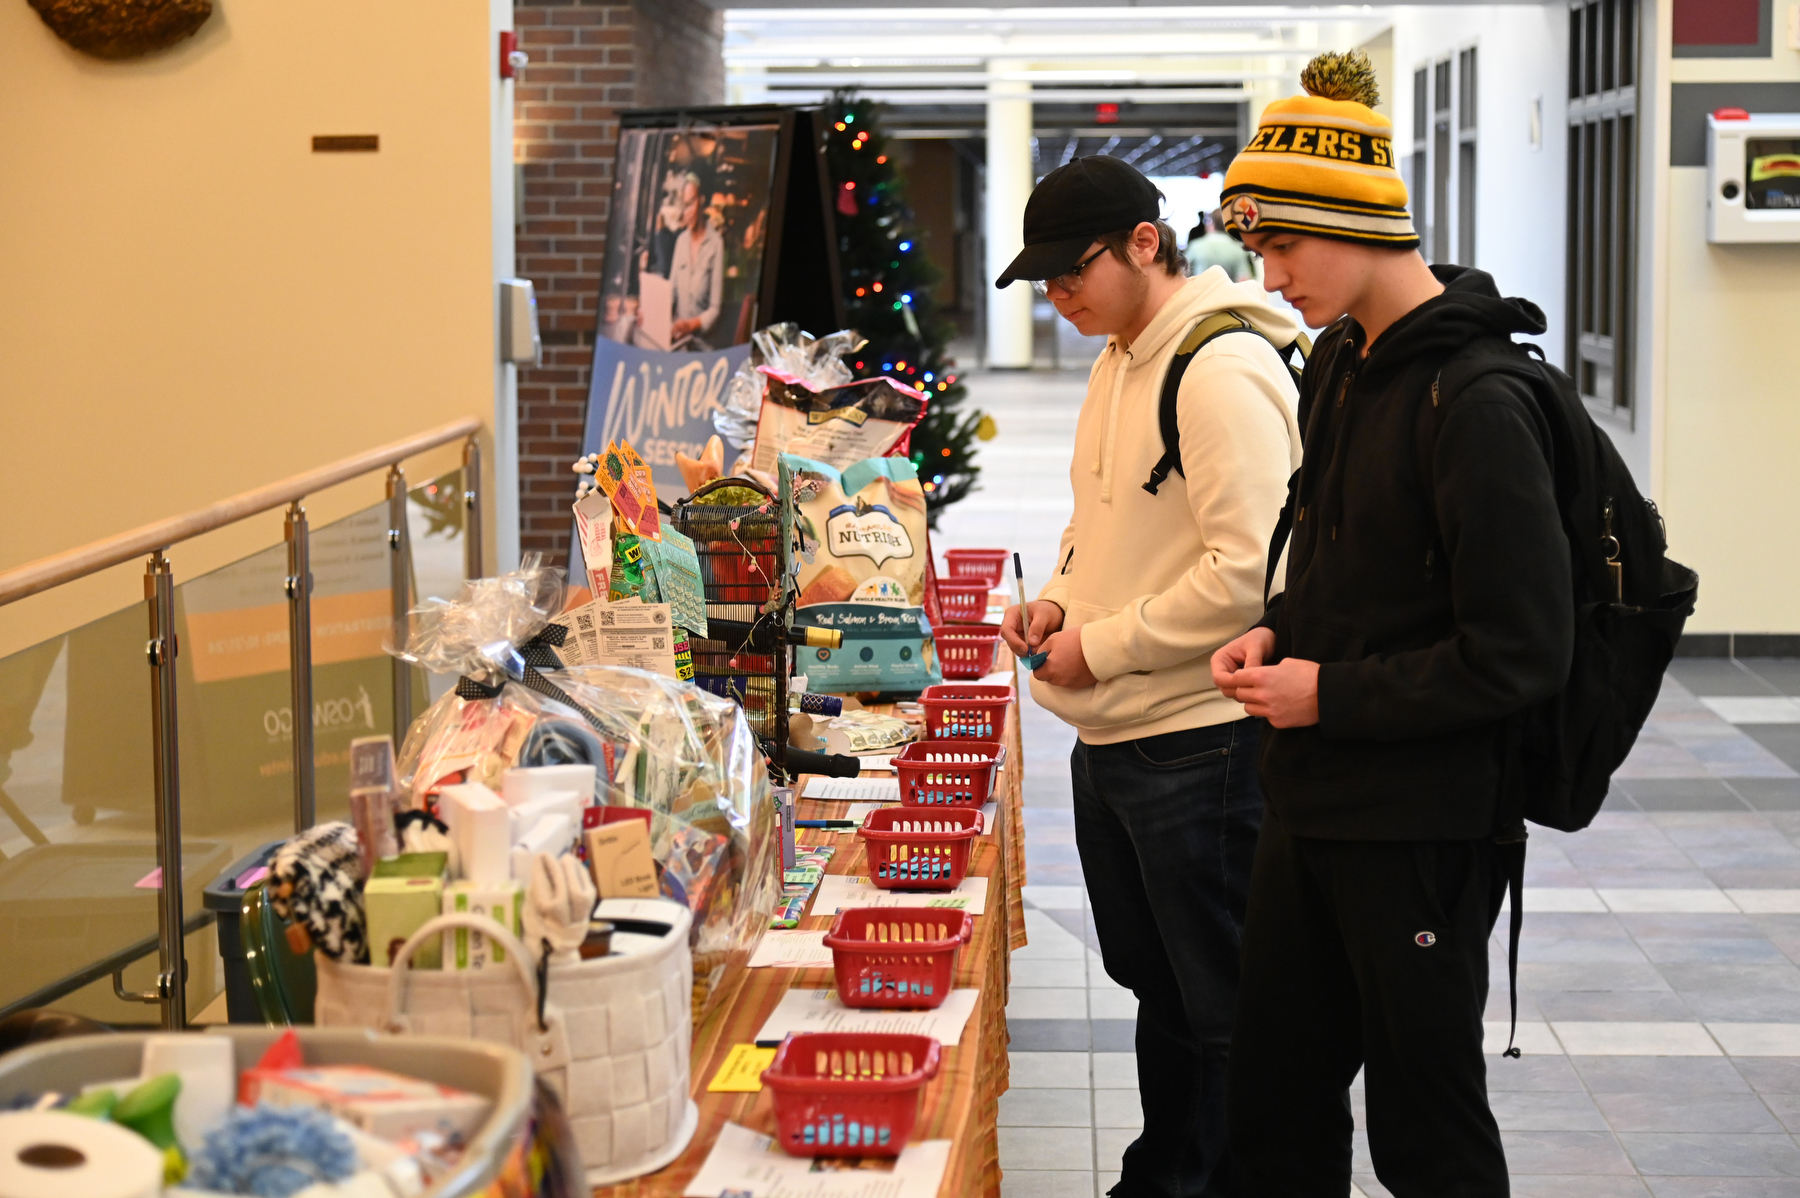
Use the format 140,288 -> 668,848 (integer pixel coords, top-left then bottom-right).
999,551 -> 1061,670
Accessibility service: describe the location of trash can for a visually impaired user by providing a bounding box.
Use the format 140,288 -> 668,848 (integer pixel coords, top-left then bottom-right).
203,840 -> 286,1024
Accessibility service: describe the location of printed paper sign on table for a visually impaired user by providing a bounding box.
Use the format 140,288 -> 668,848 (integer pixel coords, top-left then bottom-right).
811,874 -> 988,916
801,777 -> 900,803
748,929 -> 833,969
754,987 -> 980,1047
685,1122 -> 951,1198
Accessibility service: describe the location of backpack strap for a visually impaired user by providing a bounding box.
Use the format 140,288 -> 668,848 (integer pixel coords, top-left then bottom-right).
1142,311 -> 1258,496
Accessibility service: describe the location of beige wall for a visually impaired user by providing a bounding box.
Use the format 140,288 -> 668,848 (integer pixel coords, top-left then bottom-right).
1653,16 -> 1800,633
1662,172 -> 1800,631
0,0 -> 504,658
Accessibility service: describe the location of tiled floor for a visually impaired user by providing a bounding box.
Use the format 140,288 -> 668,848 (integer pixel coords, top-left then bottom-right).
939,368 -> 1800,1197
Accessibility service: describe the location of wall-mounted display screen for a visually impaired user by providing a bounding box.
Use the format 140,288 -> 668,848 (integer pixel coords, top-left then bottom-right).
1747,138 -> 1800,210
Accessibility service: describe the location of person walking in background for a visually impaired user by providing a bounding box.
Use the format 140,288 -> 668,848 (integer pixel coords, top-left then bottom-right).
996,155 -> 1301,1198
1210,50 -> 1573,1197
1185,210 -> 1254,282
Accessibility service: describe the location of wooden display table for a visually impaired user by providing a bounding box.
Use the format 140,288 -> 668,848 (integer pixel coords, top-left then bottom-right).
596,665 -> 1027,1197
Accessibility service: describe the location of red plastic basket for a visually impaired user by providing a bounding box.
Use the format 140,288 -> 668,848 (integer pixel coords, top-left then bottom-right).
943,548 -> 1011,588
857,806 -> 981,890
920,683 -> 1012,740
935,625 -> 1002,680
762,1032 -> 942,1157
894,739 -> 1002,809
935,578 -> 991,624
824,907 -> 973,1009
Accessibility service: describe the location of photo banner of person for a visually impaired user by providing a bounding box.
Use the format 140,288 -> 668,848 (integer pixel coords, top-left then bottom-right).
580,105 -> 843,505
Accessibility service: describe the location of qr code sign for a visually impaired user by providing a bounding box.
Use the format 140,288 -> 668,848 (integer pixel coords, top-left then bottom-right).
600,610 -> 616,626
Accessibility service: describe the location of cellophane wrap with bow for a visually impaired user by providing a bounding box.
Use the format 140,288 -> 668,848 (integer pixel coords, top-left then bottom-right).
390,555 -> 777,1021
714,323 -> 862,455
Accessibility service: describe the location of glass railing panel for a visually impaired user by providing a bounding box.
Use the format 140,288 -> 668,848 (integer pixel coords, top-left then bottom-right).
0,598 -> 220,1023
0,469 -> 466,1023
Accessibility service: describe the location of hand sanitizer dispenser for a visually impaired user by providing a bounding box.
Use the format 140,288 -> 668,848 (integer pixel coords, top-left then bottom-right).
1708,109 -> 1800,243
499,278 -> 541,365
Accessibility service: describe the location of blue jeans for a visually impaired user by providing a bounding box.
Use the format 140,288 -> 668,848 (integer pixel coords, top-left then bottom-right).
1073,718 -> 1263,1198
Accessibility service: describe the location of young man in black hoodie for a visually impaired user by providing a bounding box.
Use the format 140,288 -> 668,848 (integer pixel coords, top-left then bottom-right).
1209,53 -> 1574,1196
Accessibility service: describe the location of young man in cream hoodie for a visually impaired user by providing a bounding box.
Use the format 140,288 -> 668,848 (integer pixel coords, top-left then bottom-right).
997,156 -> 1301,1198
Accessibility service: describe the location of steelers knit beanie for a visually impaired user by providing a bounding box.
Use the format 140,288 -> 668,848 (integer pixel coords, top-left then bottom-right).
1220,50 -> 1418,249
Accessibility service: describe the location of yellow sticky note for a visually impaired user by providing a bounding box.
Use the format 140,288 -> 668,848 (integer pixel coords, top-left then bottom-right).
707,1043 -> 778,1093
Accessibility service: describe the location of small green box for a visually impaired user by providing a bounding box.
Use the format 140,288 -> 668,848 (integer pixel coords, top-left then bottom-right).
372,852 -> 448,880
365,876 -> 444,969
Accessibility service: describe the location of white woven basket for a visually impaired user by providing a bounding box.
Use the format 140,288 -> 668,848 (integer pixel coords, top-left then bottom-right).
315,900 -> 697,1186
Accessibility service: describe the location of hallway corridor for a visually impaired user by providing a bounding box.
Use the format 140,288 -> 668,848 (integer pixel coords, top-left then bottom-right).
941,369 -> 1800,1198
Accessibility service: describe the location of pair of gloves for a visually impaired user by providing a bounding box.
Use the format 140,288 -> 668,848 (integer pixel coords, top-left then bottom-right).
523,851 -> 596,966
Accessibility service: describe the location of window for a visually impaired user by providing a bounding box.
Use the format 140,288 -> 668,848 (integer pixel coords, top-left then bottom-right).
1432,60 -> 1452,263
1411,68 -> 1429,235
1415,52 -> 1478,265
1568,0 -> 1639,417
1457,48 -> 1478,265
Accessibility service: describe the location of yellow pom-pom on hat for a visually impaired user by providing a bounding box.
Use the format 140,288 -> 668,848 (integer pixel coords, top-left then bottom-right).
1221,50 -> 1418,250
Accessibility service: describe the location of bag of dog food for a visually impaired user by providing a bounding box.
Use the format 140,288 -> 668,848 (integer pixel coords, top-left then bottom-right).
784,454 -> 940,693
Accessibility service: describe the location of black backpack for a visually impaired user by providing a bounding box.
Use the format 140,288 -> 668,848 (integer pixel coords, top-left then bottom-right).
1430,342 -> 1700,1056
1142,312 -> 1310,495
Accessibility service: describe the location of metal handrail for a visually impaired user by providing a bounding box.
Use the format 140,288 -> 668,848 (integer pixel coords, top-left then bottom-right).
0,416 -> 485,1028
0,416 -> 481,606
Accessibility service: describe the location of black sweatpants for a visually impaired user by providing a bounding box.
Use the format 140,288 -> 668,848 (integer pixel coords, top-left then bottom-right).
1226,814 -> 1509,1198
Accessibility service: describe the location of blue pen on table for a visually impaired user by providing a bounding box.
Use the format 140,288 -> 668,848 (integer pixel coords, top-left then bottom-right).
794,819 -> 858,829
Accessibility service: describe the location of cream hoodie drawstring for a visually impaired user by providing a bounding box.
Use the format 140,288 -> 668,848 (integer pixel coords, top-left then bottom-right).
1094,345 -> 1132,503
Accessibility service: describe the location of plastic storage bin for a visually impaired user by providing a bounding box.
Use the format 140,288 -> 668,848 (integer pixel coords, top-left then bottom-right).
894,739 -> 1002,809
0,1027 -> 572,1197
0,840 -> 232,1015
824,908 -> 972,1009
935,625 -> 1002,680
857,807 -> 981,890
762,1032 -> 942,1157
920,683 -> 1012,740
942,548 -> 1011,587
934,579 -> 991,624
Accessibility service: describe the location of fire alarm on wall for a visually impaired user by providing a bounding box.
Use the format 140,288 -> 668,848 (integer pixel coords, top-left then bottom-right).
499,31 -> 528,79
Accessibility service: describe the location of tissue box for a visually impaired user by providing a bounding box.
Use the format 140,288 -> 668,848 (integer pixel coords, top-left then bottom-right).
442,879 -> 524,970
509,813 -> 576,881
436,782 -> 510,885
505,790 -> 585,844
365,876 -> 444,969
503,764 -> 596,804
241,1064 -> 490,1141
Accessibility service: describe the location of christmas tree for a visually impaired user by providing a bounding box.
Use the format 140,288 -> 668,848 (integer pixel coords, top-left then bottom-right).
822,90 -> 991,523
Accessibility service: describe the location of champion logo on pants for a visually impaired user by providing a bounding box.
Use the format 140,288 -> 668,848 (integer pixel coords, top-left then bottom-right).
1415,931 -> 1437,947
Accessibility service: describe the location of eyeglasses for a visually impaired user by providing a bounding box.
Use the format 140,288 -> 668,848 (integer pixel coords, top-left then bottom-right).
1032,246 -> 1108,296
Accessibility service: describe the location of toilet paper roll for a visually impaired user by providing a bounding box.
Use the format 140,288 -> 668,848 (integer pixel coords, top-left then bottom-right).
0,1109 -> 161,1198
141,1033 -> 233,1149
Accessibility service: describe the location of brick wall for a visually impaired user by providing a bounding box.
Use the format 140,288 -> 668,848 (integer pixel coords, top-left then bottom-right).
512,0 -> 723,565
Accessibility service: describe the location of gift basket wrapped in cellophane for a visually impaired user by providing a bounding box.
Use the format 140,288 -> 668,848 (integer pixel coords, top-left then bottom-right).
390,554 -> 778,1023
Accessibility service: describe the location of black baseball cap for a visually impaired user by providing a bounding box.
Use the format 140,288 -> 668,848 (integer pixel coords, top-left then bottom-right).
995,156 -> 1162,288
